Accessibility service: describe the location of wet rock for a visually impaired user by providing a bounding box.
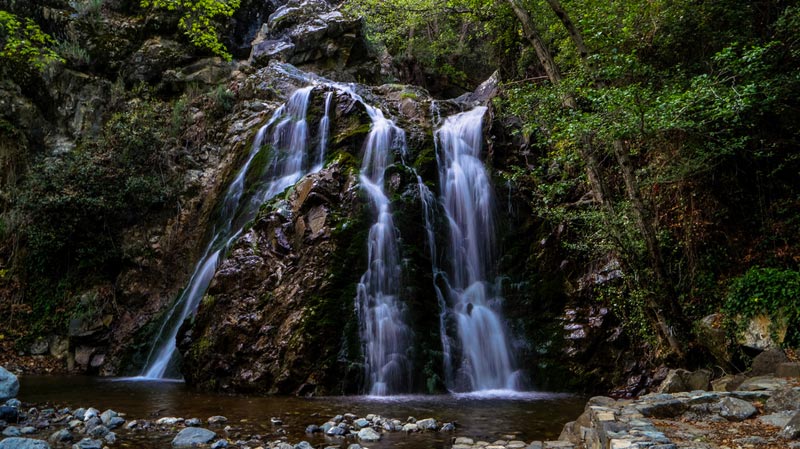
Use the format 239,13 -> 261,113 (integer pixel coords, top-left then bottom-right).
4,426 -> 21,437
49,429 -> 73,443
0,406 -> 19,423
782,412 -> 800,440
83,409 -> 99,422
99,410 -> 117,426
353,418 -> 369,429
440,422 -> 456,432
172,427 -> 217,447
294,442 -> 312,449
210,441 -> 229,449
402,423 -> 418,432
0,438 -> 51,449
415,418 -> 437,431
104,432 -> 116,444
107,417 -> 125,430
19,427 -> 35,435
4,400 -> 20,409
304,424 -> 320,433
157,417 -> 184,426
208,416 -> 227,425
87,424 -> 109,438
356,427 -> 380,442
0,367 -> 20,402
71,438 -> 102,449
718,397 -> 757,421
325,425 -> 347,436
185,418 -> 202,427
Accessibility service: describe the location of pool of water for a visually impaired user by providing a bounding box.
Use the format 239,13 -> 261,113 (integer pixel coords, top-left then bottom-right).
18,376 -> 586,448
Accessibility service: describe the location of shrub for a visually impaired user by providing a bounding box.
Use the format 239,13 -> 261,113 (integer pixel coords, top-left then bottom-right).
724,267 -> 800,347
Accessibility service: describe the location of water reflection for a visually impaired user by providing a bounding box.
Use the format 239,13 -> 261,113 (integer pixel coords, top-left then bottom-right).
19,376 -> 585,449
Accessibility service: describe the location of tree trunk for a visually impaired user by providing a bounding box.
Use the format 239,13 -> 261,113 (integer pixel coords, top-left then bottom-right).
544,0 -> 591,63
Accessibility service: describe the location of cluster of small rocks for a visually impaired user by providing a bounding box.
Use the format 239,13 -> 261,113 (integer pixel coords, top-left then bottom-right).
451,436 -> 576,449
304,413 -> 455,442
559,373 -> 800,449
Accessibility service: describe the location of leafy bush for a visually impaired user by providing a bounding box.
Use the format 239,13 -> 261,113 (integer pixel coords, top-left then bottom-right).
140,0 -> 240,60
0,10 -> 63,73
724,267 -> 800,347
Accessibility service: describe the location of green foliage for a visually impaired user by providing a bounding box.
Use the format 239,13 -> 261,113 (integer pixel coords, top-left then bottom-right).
0,10 -> 64,72
724,267 -> 800,347
140,0 -> 240,60
56,38 -> 91,67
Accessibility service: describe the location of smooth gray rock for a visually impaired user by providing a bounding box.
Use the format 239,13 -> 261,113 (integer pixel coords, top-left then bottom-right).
415,418 -> 437,431
357,427 -> 381,442
304,424 -> 320,433
172,427 -> 217,447
210,441 -> 228,449
103,432 -> 116,444
107,417 -> 125,429
207,416 -> 227,425
71,438 -> 102,449
19,427 -> 35,435
87,424 -> 109,438
99,410 -> 116,426
766,387 -> 800,412
185,418 -> 201,427
0,438 -> 51,449
353,418 -> 369,429
760,411 -> 795,427
718,397 -> 757,421
3,400 -> 20,409
3,426 -> 21,437
48,429 -> 73,443
294,442 -> 312,449
0,367 -> 19,402
750,349 -> 789,375
325,425 -> 347,436
782,412 -> 800,440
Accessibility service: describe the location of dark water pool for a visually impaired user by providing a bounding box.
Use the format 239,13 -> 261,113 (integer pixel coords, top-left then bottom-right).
18,376 -> 585,448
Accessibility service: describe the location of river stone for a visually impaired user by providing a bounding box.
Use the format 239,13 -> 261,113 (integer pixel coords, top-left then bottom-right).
766,387 -> 800,412
157,417 -> 184,426
294,442 -> 312,449
185,418 -> 202,427
353,418 -> 369,429
208,416 -> 227,425
357,427 -> 380,442
104,432 -> 116,444
99,410 -> 116,426
107,417 -> 125,429
19,427 -> 35,435
0,367 -> 19,402
440,422 -> 456,431
346,444 -> 361,449
0,406 -> 19,423
3,426 -> 21,437
49,429 -> 73,443
454,437 -> 474,445
718,397 -> 757,421
72,409 -> 86,421
401,423 -> 418,432
326,425 -> 347,436
87,424 -> 108,438
782,412 -> 800,440
3,400 -> 20,409
304,424 -> 320,433
415,418 -> 437,431
71,438 -> 102,449
172,427 -> 217,447
210,441 -> 228,449
0,438 -> 51,449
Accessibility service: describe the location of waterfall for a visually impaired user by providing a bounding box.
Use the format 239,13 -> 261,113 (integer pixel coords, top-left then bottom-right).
140,86 -> 320,379
313,91 -> 333,172
435,106 -> 516,391
357,105 -> 412,396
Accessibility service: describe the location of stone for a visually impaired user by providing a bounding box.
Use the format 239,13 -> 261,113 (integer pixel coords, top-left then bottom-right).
346,444 -> 361,449
778,363 -> 800,378
781,412 -> 800,440
526,443 -> 543,449
440,422 -> 456,431
508,441 -> 527,449
739,375 -> 787,391
637,399 -> 687,418
657,369 -> 689,393
28,339 -> 48,356
294,442 -> 312,449
185,418 -> 202,427
454,437 -> 475,445
711,374 -> 746,392
87,424 -> 109,438
19,427 -> 35,435
353,418 -> 369,429
3,400 -> 20,409
107,417 -> 125,429
157,417 -> 183,426
99,410 -> 117,426
718,397 -> 757,421
415,418 -> 437,431
207,416 -> 227,425
103,432 -> 116,444
68,420 -> 82,430
0,406 -> 19,423
210,441 -> 229,449
0,367 -> 19,402
48,336 -> 69,360
695,314 -> 731,365
401,423 -> 418,432
49,429 -> 73,443
357,427 -> 381,442
766,387 -> 800,412
739,316 -> 787,350
4,426 -> 21,437
304,424 -> 320,433
759,411 -> 795,427
83,409 -> 99,422
172,427 -> 217,447
543,442 -> 574,449
684,369 -> 712,391
71,438 -> 102,449
325,425 -> 347,436
750,349 -> 790,376
0,438 -> 51,449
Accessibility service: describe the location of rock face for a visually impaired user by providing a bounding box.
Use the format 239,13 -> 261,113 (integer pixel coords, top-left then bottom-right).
249,0 -> 377,82
0,366 -> 19,401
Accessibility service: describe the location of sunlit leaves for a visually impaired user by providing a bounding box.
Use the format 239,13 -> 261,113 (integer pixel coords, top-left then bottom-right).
0,10 -> 64,72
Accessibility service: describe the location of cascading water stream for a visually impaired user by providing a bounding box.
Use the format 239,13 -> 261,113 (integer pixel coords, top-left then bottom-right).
357,106 -> 412,396
435,106 -> 516,391
140,86 -> 319,379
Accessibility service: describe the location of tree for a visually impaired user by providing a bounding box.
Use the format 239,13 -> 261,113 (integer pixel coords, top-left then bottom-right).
0,10 -> 63,72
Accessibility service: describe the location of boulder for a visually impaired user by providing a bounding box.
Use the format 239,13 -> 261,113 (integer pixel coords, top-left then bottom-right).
777,363 -> 800,378
0,367 -> 19,402
739,315 -> 787,350
48,429 -> 73,443
124,37 -> 193,84
0,439 -> 51,449
718,397 -> 757,421
781,412 -> 800,440
750,349 -> 789,376
172,427 -> 217,447
356,427 -> 381,442
694,313 -> 731,366
711,374 -> 746,392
